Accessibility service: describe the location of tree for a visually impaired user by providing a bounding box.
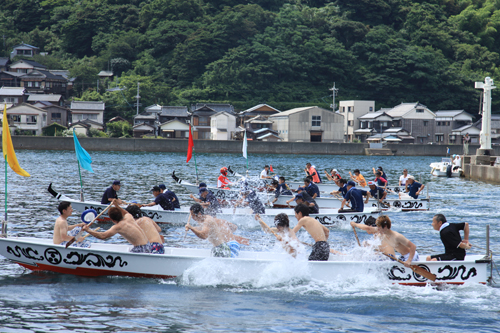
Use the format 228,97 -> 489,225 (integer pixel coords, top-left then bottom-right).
107,121 -> 132,138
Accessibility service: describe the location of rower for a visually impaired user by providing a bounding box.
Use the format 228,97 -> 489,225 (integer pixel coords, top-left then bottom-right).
185,204 -> 248,258
303,177 -> 320,199
426,214 -> 471,261
218,167 -> 231,189
271,176 -> 292,204
292,204 -> 330,261
373,166 -> 387,181
349,169 -> 367,187
190,186 -> 222,217
402,175 -> 424,199
324,169 -> 341,182
143,186 -> 174,210
124,205 -> 164,254
260,165 -> 272,179
236,188 -> 265,214
330,178 -> 348,198
256,213 -> 299,257
286,188 -> 319,214
304,163 -> 322,183
159,184 -> 180,210
367,181 -> 389,206
339,181 -> 368,213
83,199 -> 151,253
352,215 -> 419,267
374,171 -> 388,188
101,180 -> 124,205
53,201 -> 90,248
399,169 -> 409,187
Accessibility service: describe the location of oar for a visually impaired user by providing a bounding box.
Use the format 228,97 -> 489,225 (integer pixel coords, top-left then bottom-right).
183,213 -> 191,241
382,253 -> 436,282
255,214 -> 281,240
65,204 -> 112,248
81,227 -> 100,239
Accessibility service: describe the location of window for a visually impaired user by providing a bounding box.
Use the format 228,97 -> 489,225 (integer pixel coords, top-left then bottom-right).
436,135 -> 444,142
348,106 -> 352,112
360,122 -> 365,129
348,120 -> 353,126
27,116 -> 37,124
17,69 -> 28,73
369,107 -> 373,112
416,109 -> 424,113
312,115 -> 321,126
27,81 -> 33,87
198,116 -> 209,126
10,115 -> 21,123
52,113 -> 61,119
423,121 -> 428,126
34,81 -> 40,87
3,97 -> 17,103
368,122 -> 372,128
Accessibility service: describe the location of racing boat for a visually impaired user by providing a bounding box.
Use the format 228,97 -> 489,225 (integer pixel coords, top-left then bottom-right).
0,236 -> 491,285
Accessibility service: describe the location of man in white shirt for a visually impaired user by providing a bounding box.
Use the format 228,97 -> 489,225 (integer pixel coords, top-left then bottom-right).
399,169 -> 409,187
453,155 -> 461,171
260,165 -> 272,179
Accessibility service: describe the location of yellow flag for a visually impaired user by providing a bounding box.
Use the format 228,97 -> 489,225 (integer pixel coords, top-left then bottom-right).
2,105 -> 30,177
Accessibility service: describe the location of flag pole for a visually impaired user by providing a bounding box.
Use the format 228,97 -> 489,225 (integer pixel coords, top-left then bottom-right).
2,159 -> 7,235
77,160 -> 84,201
193,147 -> 199,184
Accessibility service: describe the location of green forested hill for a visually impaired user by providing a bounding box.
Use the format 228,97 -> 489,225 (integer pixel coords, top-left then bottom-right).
2,0 -> 500,120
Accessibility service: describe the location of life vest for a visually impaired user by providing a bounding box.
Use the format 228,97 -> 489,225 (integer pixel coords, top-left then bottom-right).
217,175 -> 230,189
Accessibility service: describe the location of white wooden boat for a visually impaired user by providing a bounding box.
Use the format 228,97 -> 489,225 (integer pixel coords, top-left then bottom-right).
48,184 -> 379,227
0,237 -> 490,285
272,195 -> 430,211
287,182 -> 408,194
430,158 -> 462,177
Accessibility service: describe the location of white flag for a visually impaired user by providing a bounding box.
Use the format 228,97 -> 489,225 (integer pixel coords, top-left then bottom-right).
242,131 -> 247,159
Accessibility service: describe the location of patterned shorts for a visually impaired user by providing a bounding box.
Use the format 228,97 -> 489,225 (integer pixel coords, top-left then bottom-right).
150,242 -> 164,254
130,242 -> 151,253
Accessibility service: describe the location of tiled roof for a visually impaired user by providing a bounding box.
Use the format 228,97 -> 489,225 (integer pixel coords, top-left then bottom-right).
191,103 -> 234,113
0,58 -> 10,67
27,94 -> 62,102
11,59 -> 47,69
241,104 -> 280,114
160,106 -> 188,117
21,70 -> 66,80
0,87 -> 26,96
70,101 -> 105,111
12,42 -> 39,49
269,106 -> 314,117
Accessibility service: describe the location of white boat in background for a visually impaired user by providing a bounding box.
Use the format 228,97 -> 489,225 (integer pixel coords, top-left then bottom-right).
0,237 -> 491,285
287,182 -> 408,194
48,184 -> 378,227
272,195 -> 430,211
430,158 -> 462,177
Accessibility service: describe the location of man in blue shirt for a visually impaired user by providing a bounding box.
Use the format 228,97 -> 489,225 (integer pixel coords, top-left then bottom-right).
101,180 -> 124,205
143,186 -> 174,210
339,181 -> 368,213
271,176 -> 293,204
294,193 -> 319,214
405,175 -> 425,199
159,184 -> 180,209
367,181 -> 388,201
330,178 -> 348,198
304,178 -> 320,199
190,187 -> 221,217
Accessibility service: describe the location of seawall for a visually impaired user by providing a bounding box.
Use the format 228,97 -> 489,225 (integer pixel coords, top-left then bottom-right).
7,136 -> 500,156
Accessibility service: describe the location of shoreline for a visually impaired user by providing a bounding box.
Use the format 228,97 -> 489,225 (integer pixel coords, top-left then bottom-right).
8,135 -> 494,156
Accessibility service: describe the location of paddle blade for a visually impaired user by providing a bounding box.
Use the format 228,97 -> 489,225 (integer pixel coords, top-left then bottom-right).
411,265 -> 437,282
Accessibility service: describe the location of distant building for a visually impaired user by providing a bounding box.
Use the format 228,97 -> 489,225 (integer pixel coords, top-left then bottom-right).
159,119 -> 190,139
210,111 -> 236,140
338,100 -> 375,142
357,111 -> 394,142
21,70 -> 68,96
0,71 -> 23,87
10,43 -> 40,59
132,123 -> 155,138
39,104 -> 70,127
9,59 -> 47,74
269,106 -> 343,142
238,104 -> 280,126
189,104 -> 234,140
434,110 -> 473,144
1,103 -> 47,135
0,57 -> 11,71
27,94 -> 63,106
0,87 -> 27,106
70,101 -> 105,125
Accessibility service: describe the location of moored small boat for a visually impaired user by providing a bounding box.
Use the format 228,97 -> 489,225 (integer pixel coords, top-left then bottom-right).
430,158 -> 462,177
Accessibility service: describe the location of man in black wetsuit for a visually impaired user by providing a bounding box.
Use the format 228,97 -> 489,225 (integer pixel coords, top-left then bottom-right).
426,214 -> 471,261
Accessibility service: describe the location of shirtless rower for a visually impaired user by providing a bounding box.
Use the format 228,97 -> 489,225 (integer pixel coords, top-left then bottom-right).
292,204 -> 330,261
53,201 -> 89,248
350,215 -> 419,267
125,205 -> 165,254
185,204 -> 249,258
255,213 -> 299,257
83,199 -> 151,253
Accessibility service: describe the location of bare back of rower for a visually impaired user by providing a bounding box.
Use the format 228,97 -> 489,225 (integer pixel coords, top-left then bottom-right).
292,216 -> 329,242
84,211 -> 149,246
351,222 -> 396,257
136,216 -> 163,244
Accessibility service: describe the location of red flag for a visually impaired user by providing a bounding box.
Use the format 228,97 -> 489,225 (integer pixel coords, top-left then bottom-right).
270,165 -> 274,172
187,124 -> 194,163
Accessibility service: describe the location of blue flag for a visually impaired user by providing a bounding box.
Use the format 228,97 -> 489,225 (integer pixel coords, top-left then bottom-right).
73,131 -> 94,173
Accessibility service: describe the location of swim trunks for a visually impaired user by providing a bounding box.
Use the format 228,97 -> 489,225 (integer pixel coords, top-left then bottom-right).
150,242 -> 164,254
308,241 -> 330,261
130,242 -> 151,253
399,250 -> 420,262
211,242 -> 231,258
227,241 -> 240,258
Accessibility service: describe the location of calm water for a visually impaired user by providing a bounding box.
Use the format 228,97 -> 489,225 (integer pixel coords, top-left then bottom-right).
0,150 -> 499,332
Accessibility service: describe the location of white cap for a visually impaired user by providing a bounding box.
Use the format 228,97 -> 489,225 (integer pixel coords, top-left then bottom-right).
407,175 -> 415,180
332,169 -> 337,172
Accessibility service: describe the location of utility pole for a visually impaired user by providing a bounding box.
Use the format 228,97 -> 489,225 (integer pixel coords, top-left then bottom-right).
475,77 -> 496,156
135,82 -> 141,115
329,82 -> 339,112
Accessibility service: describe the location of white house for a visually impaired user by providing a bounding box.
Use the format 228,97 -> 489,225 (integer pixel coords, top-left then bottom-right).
0,87 -> 27,105
70,101 -> 105,125
10,43 -> 40,59
338,100 -> 375,142
9,59 -> 47,74
0,103 -> 47,135
269,106 -> 344,142
159,119 -> 190,139
210,111 -> 236,140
